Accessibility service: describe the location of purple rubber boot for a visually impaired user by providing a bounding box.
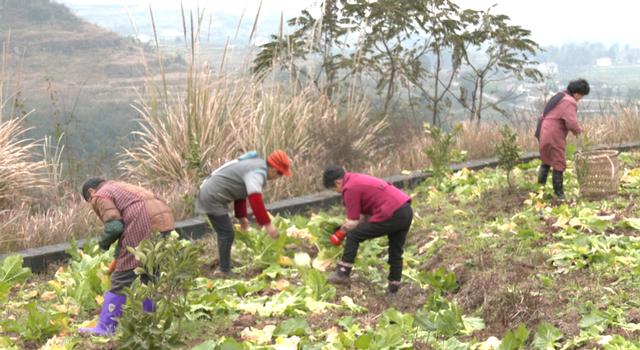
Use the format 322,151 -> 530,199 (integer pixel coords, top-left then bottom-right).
142,298 -> 156,313
78,291 -> 126,336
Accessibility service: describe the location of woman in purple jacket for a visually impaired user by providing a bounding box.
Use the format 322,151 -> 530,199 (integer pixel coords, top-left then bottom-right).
536,79 -> 590,199
323,166 -> 413,295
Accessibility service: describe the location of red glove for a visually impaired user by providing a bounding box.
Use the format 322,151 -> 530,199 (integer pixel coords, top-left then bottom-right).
330,229 -> 347,246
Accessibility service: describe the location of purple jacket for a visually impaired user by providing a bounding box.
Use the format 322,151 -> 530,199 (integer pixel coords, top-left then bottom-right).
341,172 -> 410,223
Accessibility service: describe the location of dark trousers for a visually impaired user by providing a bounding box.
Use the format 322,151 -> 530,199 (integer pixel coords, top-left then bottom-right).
538,163 -> 551,184
207,214 -> 235,272
110,269 -> 153,293
538,163 -> 564,195
341,203 -> 413,282
109,230 -> 170,293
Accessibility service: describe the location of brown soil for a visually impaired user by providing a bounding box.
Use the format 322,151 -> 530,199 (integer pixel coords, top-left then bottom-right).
475,187 -> 531,220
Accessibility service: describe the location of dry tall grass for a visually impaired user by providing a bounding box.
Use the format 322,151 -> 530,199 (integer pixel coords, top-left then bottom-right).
0,38 -> 100,253
0,115 -> 49,209
1,40 -> 51,209
0,202 -> 99,252
120,74 -> 389,201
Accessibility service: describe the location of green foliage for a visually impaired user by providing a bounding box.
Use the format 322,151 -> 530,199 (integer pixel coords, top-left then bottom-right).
499,324 -> 530,350
117,232 -> 204,350
424,123 -> 463,183
300,268 -> 335,301
602,336 -> 640,350
253,0 -> 540,122
274,318 -> 311,337
460,9 -> 542,122
215,338 -> 246,350
0,255 -> 31,302
355,309 -> 415,349
415,295 -> 465,337
419,267 -> 458,292
54,241 -> 110,310
234,223 -> 288,268
531,322 -> 563,350
2,302 -> 65,342
495,124 -> 521,188
5,153 -> 640,348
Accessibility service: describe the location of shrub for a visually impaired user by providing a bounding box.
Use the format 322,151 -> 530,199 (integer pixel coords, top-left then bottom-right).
424,123 -> 463,183
495,125 -> 521,188
117,232 -> 204,350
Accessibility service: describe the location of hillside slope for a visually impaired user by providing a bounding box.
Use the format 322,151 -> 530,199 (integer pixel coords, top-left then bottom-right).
0,0 -> 182,175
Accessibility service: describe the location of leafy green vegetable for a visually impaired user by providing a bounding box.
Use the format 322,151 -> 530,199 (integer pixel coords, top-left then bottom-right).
0,255 -> 31,302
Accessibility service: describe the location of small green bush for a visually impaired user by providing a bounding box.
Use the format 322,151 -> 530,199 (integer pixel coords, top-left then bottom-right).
117,232 -> 204,350
495,125 -> 521,188
424,123 -> 463,184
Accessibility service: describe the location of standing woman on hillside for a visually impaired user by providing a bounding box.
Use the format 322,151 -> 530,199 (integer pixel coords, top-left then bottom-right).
535,78 -> 590,199
79,178 -> 175,336
196,150 -> 292,277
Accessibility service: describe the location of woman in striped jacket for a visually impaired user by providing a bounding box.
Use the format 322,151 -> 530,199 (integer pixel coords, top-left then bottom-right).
78,178 -> 174,336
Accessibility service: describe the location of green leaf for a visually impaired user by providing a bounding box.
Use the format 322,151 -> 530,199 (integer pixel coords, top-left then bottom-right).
0,254 -> 32,285
211,338 -> 245,350
355,333 -> 371,349
566,144 -> 577,159
370,324 -> 412,349
461,316 -> 485,335
499,324 -> 529,350
274,318 -> 310,337
338,316 -> 355,329
440,337 -> 473,350
303,269 -> 334,300
380,308 -> 414,330
621,218 -> 640,230
579,311 -> 608,330
531,322 -> 563,350
0,255 -> 31,302
191,340 -> 217,350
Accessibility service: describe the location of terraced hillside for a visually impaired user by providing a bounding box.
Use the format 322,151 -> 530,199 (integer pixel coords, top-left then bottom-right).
0,0 -> 184,174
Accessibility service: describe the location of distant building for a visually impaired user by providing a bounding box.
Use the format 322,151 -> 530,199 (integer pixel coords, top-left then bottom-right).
596,57 -> 613,67
537,62 -> 558,75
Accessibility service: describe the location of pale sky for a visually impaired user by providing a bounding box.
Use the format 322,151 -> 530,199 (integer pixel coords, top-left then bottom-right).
58,0 -> 640,47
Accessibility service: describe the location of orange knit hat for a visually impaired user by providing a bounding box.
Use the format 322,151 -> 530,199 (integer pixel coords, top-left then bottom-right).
267,150 -> 292,176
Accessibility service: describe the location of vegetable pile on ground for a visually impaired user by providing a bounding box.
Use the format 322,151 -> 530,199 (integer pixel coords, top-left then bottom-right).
3,153 -> 640,349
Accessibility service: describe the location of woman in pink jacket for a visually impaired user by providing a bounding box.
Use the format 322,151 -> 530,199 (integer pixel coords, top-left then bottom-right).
323,166 -> 413,296
536,79 -> 590,199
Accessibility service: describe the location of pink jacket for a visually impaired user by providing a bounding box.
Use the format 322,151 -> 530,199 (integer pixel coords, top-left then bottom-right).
539,94 -> 582,171
341,173 -> 410,223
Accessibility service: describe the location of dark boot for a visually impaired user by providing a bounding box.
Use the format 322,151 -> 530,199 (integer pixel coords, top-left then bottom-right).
213,269 -> 236,279
328,262 -> 352,284
552,170 -> 564,199
538,164 -> 551,185
387,281 -> 401,296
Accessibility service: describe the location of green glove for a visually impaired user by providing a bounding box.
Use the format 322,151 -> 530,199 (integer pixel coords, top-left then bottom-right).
113,241 -> 121,259
99,220 -> 124,251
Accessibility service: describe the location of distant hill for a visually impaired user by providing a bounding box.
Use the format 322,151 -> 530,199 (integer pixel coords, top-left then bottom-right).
2,0 -> 141,77
0,0 -> 184,178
